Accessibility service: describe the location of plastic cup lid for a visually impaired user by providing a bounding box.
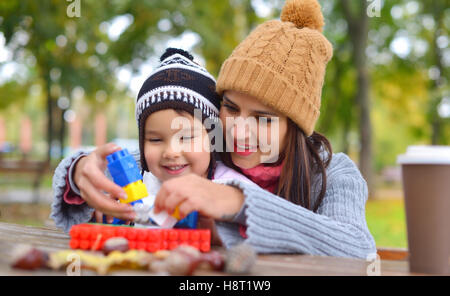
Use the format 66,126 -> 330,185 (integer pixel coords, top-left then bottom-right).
397,145 -> 450,165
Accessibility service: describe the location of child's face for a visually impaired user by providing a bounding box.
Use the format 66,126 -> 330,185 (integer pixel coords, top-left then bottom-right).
143,109 -> 210,182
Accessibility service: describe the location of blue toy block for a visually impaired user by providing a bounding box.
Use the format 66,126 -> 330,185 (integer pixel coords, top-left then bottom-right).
174,211 -> 198,229
106,149 -> 142,187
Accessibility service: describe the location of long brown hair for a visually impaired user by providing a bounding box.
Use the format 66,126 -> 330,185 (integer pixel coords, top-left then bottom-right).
221,118 -> 332,213
276,119 -> 332,212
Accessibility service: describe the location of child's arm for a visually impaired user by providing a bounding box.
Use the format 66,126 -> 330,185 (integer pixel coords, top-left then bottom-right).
50,149 -> 95,233
63,152 -> 89,205
50,143 -> 136,232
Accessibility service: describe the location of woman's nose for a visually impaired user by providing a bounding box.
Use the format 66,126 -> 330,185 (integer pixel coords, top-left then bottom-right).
234,124 -> 248,140
233,117 -> 256,141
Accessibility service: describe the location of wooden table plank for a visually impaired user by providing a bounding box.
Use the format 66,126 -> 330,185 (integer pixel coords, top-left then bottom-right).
0,222 -> 414,276
0,222 -> 70,251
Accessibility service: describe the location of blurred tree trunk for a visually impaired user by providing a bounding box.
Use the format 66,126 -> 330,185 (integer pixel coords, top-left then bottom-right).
341,0 -> 374,197
44,74 -> 53,166
428,3 -> 445,145
59,103 -> 65,160
342,117 -> 351,155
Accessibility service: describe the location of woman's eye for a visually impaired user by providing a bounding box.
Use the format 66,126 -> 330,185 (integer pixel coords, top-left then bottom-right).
259,117 -> 273,124
223,104 -> 238,113
148,138 -> 161,142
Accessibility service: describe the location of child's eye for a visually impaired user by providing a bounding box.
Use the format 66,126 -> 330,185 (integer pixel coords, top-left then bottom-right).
180,135 -> 194,141
148,138 -> 161,142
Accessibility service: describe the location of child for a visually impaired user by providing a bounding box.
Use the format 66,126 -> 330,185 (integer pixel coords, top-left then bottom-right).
50,48 -> 253,234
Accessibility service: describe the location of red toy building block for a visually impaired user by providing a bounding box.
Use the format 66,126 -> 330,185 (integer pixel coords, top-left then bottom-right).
69,224 -> 211,253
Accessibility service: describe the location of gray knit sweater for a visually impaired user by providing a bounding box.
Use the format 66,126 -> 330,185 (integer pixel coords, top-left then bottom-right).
50,150 -> 376,259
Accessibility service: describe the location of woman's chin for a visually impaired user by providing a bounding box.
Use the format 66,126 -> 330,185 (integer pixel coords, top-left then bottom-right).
231,153 -> 260,169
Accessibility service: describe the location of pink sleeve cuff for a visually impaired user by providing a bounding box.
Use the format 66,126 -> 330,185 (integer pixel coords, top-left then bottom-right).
63,167 -> 85,205
239,225 -> 248,239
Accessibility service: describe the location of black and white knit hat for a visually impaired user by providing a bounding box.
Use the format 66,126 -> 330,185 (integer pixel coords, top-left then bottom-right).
136,48 -> 222,173
135,48 -> 221,126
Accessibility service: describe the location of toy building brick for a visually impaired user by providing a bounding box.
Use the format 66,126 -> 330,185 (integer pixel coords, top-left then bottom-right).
69,224 -> 211,253
106,149 -> 148,204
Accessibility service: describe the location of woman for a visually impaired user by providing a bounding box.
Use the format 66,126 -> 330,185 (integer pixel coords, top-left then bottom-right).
51,0 -> 376,259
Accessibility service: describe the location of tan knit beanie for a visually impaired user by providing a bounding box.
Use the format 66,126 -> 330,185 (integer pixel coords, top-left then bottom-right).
216,0 -> 333,136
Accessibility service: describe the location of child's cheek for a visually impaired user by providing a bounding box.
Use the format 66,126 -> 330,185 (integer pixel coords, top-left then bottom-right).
144,145 -> 158,170
196,152 -> 212,178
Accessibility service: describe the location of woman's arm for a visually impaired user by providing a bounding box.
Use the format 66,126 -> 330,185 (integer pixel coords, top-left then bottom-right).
153,174 -> 245,221
215,153 -> 377,259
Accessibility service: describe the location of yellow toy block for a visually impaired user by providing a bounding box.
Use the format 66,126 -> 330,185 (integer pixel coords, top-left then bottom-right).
171,207 -> 181,220
121,180 -> 148,204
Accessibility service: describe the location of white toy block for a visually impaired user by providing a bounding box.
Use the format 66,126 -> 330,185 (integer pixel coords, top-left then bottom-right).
134,171 -> 178,228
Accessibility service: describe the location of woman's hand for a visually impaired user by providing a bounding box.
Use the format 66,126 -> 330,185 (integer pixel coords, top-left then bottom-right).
153,173 -> 244,221
197,215 -> 223,246
73,143 -> 136,222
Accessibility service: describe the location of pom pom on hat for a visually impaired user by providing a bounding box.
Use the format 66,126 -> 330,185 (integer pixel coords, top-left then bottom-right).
160,47 -> 194,62
280,0 -> 325,32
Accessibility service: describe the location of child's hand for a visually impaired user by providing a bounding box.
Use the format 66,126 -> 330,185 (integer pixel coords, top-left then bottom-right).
73,143 -> 136,221
92,210 -> 132,225
92,210 -> 113,224
153,173 -> 244,221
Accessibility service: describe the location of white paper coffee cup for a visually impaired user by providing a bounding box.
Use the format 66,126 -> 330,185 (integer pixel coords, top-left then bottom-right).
397,145 -> 450,274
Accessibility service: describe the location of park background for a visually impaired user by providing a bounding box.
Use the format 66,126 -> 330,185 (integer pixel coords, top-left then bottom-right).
0,0 -> 448,249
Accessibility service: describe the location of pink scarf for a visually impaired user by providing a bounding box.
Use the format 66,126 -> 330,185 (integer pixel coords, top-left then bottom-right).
240,162 -> 284,194
238,162 -> 284,239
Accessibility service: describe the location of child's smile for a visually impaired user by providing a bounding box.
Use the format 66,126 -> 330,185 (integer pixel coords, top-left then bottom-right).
161,163 -> 189,175
144,109 -> 211,181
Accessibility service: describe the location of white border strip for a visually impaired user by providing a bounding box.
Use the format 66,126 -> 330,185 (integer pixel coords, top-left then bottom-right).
135,85 -> 220,122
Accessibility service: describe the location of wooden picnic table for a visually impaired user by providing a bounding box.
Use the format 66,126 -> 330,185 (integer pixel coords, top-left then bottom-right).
0,222 -> 416,276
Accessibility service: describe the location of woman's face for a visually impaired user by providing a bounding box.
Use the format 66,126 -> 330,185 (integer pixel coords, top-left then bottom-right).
219,90 -> 288,169
144,109 -> 210,181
